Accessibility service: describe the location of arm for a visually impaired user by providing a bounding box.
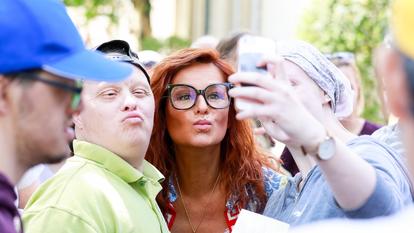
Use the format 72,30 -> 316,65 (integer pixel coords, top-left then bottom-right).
311,138 -> 377,210
290,121 -> 378,211
228,65 -> 405,212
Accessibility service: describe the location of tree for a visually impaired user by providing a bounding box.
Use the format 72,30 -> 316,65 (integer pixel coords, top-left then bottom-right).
64,0 -> 152,42
297,0 -> 390,123
64,0 -> 119,21
64,0 -> 191,52
131,0 -> 152,39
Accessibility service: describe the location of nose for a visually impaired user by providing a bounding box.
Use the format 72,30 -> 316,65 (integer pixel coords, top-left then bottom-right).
122,92 -> 138,111
193,94 -> 209,114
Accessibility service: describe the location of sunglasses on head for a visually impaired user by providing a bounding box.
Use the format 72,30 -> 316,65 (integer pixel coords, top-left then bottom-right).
325,52 -> 355,65
95,40 -> 151,83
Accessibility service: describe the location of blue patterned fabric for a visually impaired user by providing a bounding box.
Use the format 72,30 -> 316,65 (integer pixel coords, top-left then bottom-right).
167,167 -> 286,212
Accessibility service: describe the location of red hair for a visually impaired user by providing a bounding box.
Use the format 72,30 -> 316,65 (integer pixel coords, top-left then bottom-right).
146,48 -> 276,212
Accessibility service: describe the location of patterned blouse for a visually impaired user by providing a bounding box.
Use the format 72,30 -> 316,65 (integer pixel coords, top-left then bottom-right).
163,167 -> 287,232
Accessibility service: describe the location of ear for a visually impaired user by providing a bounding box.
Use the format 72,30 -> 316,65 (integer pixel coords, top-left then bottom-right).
378,48 -> 410,118
322,94 -> 331,105
320,93 -> 332,109
0,76 -> 11,115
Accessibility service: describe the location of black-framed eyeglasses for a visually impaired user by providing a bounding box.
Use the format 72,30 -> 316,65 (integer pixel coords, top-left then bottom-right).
166,82 -> 234,110
21,73 -> 82,111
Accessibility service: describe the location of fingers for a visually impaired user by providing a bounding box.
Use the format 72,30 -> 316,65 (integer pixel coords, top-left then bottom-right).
229,77 -> 294,108
228,72 -> 277,92
256,54 -> 281,68
229,85 -> 276,105
235,103 -> 277,120
261,120 -> 291,142
254,127 -> 266,135
257,55 -> 288,82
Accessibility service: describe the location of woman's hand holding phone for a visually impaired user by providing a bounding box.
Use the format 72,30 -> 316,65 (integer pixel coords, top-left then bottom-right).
229,57 -> 324,148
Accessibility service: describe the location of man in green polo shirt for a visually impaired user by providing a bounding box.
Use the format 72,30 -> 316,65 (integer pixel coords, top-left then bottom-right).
23,41 -> 169,233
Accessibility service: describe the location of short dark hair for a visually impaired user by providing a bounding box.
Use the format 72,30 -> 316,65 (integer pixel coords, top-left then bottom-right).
3,69 -> 41,86
401,53 -> 414,115
216,31 -> 250,60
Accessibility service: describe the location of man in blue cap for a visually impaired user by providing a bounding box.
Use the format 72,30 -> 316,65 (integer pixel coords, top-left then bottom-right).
0,0 -> 132,232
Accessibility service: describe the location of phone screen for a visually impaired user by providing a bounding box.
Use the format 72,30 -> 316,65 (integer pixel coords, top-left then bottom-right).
237,35 -> 277,86
235,36 -> 276,110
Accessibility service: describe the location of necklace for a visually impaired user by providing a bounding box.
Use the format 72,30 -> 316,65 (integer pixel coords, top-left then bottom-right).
175,172 -> 221,233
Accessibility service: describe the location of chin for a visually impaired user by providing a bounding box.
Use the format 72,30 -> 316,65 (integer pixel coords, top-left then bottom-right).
44,153 -> 69,164
187,139 -> 221,148
123,130 -> 150,144
45,144 -> 72,163
22,138 -> 70,167
28,151 -> 69,168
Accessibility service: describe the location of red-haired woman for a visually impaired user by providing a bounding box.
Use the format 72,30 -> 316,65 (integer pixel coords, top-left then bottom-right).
146,48 -> 286,233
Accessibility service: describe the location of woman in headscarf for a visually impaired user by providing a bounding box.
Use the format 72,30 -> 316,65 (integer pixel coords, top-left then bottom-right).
228,40 -> 413,226
280,51 -> 383,176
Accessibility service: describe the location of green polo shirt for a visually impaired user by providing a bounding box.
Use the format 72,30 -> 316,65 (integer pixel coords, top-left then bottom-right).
23,140 -> 169,233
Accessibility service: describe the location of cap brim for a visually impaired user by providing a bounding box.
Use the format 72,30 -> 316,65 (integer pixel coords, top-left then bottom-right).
42,50 -> 132,82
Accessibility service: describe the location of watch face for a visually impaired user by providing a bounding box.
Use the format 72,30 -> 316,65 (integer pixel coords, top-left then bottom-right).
318,137 -> 336,160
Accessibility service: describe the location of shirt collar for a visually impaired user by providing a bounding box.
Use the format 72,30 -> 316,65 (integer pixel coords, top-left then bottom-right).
73,140 -> 164,184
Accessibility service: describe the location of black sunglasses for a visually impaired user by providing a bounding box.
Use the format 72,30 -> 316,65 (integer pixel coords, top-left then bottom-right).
19,73 -> 82,110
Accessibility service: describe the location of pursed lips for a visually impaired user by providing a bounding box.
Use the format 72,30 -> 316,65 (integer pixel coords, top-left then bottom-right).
193,119 -> 212,126
122,112 -> 144,122
193,119 -> 213,131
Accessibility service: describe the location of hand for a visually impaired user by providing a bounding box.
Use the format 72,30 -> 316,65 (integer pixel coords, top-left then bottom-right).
228,57 -> 326,149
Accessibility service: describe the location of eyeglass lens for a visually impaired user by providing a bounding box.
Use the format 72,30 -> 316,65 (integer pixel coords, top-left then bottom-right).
170,84 -> 230,110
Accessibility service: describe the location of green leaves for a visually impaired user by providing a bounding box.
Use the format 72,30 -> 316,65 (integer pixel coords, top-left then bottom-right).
298,0 -> 390,123
140,36 -> 191,54
64,0 -> 119,22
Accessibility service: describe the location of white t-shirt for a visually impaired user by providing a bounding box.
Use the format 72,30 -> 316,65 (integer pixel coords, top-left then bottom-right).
17,164 -> 54,189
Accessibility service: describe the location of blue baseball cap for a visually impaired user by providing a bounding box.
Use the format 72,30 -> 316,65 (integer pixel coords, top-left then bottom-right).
0,0 -> 132,81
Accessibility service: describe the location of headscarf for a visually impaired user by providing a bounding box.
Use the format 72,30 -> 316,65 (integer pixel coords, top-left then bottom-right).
278,40 -> 354,118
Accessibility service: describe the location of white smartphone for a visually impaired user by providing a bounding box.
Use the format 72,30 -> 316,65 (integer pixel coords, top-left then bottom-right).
236,35 -> 277,110
237,35 -> 277,77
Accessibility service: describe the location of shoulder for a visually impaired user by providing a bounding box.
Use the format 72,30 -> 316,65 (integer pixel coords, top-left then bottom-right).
23,206 -> 99,233
25,157 -> 116,213
347,136 -> 412,197
24,158 -> 123,232
347,135 -> 398,160
347,135 -> 406,172
371,124 -> 405,155
371,124 -> 400,140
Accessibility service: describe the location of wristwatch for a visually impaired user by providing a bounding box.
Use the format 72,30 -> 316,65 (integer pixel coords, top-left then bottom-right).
317,135 -> 336,160
301,134 -> 336,161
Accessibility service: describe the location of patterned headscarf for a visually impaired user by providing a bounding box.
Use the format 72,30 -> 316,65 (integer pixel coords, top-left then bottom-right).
278,40 -> 354,118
